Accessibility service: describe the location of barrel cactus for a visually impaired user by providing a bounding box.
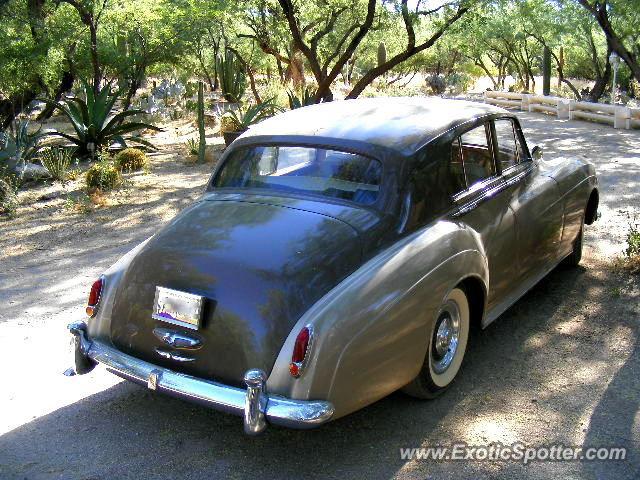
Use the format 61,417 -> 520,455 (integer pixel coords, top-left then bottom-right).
114,148 -> 147,172
86,160 -> 121,190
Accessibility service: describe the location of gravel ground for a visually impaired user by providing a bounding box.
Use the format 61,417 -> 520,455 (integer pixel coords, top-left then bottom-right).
0,111 -> 638,480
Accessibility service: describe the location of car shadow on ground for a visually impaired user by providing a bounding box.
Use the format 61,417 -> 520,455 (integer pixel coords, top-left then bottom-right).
1,260 -> 638,480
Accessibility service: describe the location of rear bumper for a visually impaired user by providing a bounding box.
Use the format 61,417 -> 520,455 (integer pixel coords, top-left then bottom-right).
67,321 -> 334,434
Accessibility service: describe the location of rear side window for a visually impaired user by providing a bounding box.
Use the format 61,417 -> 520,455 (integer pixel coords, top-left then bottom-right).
213,146 -> 382,205
459,124 -> 495,188
493,119 -> 519,170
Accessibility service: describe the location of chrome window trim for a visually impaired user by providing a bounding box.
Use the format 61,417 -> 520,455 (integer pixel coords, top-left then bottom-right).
452,176 -> 507,217
492,117 -> 520,171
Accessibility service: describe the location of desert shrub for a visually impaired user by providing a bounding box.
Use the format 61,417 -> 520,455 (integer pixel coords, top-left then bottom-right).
426,74 -> 446,95
185,99 -> 198,112
630,79 -> 640,100
445,72 -> 473,95
64,193 -> 92,213
40,147 -> 74,182
86,160 -> 121,190
625,220 -> 640,259
185,138 -> 199,155
256,79 -> 290,108
114,147 -> 147,172
0,177 -> 18,217
621,219 -> 640,274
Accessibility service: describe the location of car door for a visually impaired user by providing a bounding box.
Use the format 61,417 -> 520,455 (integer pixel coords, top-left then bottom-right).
448,121 -> 519,312
494,117 -> 564,284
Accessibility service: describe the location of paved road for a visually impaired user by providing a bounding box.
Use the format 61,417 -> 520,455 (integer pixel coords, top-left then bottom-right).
1,111 -> 638,479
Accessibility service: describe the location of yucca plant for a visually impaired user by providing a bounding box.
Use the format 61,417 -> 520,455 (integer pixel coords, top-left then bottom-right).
41,80 -> 161,158
185,138 -> 199,156
40,147 -> 75,183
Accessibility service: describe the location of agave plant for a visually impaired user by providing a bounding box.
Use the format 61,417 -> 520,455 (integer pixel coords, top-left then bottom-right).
0,119 -> 46,178
222,98 -> 284,132
287,86 -> 317,110
42,80 -> 161,157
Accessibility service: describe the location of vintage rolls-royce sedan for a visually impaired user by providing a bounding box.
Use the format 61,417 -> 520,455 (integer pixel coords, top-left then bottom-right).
67,97 -> 599,434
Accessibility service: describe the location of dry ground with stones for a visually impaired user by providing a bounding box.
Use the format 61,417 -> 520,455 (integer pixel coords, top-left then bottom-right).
0,110 -> 638,480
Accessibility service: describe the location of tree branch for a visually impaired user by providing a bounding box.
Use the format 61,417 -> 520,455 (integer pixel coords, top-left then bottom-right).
347,5 -> 468,99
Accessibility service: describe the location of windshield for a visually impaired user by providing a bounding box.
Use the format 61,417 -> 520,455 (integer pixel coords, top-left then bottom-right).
212,146 -> 382,205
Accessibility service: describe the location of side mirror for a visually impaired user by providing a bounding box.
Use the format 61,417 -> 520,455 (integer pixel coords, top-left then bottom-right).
531,145 -> 543,161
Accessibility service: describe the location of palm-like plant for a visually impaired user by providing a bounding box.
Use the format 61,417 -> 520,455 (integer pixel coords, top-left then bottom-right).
42,80 -> 161,157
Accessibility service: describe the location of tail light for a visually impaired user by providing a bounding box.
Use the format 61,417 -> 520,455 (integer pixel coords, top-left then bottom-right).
86,276 -> 104,317
289,326 -> 313,378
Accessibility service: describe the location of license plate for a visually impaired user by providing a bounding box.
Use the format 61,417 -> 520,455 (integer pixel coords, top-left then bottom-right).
152,287 -> 203,330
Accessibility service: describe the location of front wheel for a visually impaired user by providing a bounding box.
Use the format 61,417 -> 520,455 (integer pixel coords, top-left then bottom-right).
564,217 -> 584,267
402,287 -> 470,399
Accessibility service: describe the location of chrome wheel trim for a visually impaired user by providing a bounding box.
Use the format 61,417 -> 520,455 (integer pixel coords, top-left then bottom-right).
428,288 -> 470,388
431,303 -> 461,374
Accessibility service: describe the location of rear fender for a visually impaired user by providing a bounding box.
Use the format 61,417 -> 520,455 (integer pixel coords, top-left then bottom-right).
267,220 -> 488,419
86,237 -> 152,342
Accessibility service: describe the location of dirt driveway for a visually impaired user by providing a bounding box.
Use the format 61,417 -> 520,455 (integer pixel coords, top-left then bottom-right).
0,111 -> 638,479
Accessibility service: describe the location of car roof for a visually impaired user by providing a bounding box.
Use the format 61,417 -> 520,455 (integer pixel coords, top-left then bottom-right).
243,97 -> 509,156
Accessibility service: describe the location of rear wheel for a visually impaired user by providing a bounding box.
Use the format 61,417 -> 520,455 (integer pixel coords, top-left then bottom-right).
402,287 -> 470,399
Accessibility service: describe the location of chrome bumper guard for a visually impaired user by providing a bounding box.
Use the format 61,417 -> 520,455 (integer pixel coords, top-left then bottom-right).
67,322 -> 334,434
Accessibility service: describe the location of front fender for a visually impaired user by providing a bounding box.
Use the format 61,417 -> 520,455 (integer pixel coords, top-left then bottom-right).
267,220 -> 488,419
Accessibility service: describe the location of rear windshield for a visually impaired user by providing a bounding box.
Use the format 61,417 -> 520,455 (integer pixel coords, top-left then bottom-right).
212,146 -> 382,205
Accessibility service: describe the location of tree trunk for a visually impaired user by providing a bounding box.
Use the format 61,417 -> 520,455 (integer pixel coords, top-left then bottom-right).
0,90 -> 38,129
37,70 -> 75,120
122,70 -> 144,112
590,46 -> 612,102
89,22 -> 101,93
578,0 -> 640,84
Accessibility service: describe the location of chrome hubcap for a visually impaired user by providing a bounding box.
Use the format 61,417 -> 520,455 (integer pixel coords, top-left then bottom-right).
431,302 -> 461,374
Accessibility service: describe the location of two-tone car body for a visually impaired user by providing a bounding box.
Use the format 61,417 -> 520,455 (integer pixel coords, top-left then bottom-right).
68,97 -> 599,434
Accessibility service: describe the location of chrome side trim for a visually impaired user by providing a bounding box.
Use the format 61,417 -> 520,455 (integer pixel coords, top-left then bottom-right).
453,163 -> 534,217
453,178 -> 507,217
67,323 -> 334,432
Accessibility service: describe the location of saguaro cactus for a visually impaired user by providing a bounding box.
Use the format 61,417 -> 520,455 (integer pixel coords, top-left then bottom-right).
197,81 -> 206,163
377,42 -> 387,68
542,47 -> 551,96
